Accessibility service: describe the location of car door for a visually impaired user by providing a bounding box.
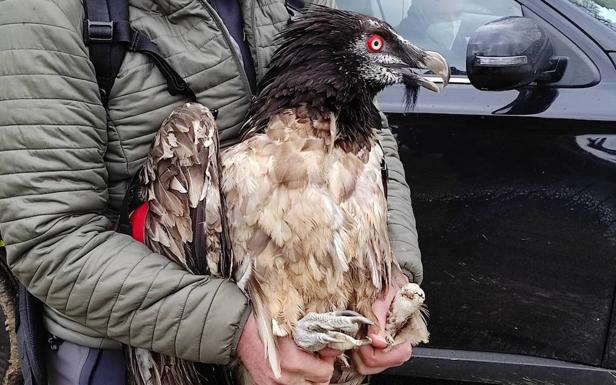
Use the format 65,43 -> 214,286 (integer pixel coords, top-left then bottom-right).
338,0 -> 616,381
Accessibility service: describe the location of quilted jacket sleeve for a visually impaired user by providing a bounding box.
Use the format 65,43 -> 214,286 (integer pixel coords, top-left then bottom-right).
380,113 -> 423,284
0,0 -> 249,364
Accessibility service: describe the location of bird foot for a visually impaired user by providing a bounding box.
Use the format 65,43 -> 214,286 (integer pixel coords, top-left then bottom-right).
385,333 -> 395,346
293,310 -> 373,352
338,354 -> 351,367
383,283 -> 429,352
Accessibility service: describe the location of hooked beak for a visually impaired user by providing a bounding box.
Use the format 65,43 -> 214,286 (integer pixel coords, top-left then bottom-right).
388,42 -> 451,92
412,50 -> 450,92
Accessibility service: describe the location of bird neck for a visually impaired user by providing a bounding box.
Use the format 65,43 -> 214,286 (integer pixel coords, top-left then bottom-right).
246,62 -> 381,152
335,91 -> 382,152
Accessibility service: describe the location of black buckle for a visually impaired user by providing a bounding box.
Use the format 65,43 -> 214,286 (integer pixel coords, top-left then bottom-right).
380,156 -> 389,198
85,20 -> 114,43
48,335 -> 63,351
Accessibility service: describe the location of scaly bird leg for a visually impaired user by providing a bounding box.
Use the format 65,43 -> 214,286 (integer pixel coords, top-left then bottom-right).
293,311 -> 373,352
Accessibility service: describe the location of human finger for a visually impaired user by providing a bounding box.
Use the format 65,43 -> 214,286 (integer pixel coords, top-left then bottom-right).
301,356 -> 335,384
318,348 -> 343,359
238,314 -> 280,385
363,341 -> 411,367
278,339 -> 334,383
366,326 -> 388,349
272,372 -> 307,385
353,343 -> 412,375
373,286 -> 398,324
369,285 -> 400,343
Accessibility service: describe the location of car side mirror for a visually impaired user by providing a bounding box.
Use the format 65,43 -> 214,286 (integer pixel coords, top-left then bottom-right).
466,16 -> 567,91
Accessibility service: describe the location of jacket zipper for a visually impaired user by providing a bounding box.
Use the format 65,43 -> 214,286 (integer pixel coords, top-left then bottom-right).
250,0 -> 262,81
198,0 -> 254,95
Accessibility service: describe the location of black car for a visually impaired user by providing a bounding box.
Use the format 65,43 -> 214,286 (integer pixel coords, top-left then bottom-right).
335,0 -> 616,384
0,1 -> 614,384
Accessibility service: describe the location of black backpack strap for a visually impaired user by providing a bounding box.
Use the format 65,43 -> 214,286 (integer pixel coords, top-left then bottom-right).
286,0 -> 305,23
377,142 -> 389,199
286,0 -> 305,11
1,236 -> 46,385
128,33 -> 197,102
18,284 -> 48,385
83,0 -> 127,104
117,169 -> 144,235
83,0 -> 196,105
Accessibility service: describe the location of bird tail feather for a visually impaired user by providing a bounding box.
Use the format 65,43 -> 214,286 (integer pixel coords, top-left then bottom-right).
332,365 -> 365,385
248,280 -> 281,379
126,347 -> 200,385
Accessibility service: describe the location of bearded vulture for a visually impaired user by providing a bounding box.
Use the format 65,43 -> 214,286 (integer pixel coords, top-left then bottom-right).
129,6 -> 449,385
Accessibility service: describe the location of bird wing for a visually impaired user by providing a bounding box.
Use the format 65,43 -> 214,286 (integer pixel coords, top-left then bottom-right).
140,103 -> 229,276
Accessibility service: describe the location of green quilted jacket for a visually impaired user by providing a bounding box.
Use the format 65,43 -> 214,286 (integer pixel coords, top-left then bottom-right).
0,0 -> 422,364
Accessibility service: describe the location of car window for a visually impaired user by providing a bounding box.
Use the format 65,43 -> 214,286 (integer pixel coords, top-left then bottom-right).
567,0 -> 616,31
337,0 -> 523,76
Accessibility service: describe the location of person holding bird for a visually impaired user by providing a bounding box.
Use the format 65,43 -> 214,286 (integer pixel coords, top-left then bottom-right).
0,1 -> 433,384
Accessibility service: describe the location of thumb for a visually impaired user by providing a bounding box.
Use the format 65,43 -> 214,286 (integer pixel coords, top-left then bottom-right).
368,287 -> 397,350
367,325 -> 388,349
320,354 -> 337,365
373,286 -> 397,325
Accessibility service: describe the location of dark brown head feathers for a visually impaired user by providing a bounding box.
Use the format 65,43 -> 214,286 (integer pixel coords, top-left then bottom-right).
243,6 -> 433,149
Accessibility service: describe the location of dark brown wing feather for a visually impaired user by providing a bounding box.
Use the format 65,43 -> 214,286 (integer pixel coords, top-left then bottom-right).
129,103 -> 231,385
140,102 -> 227,275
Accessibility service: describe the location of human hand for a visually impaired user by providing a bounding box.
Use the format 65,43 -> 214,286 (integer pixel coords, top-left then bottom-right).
352,282 -> 413,375
237,313 -> 339,385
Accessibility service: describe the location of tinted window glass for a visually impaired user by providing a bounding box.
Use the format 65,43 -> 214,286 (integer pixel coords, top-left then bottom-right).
337,0 -> 523,75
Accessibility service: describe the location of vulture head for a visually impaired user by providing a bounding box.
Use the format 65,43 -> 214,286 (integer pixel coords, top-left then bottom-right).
246,6 -> 450,146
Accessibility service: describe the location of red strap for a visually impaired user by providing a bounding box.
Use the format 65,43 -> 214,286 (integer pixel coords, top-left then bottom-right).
130,202 -> 149,243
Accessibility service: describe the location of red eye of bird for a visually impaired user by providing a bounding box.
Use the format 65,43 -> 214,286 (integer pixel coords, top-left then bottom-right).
367,34 -> 385,52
